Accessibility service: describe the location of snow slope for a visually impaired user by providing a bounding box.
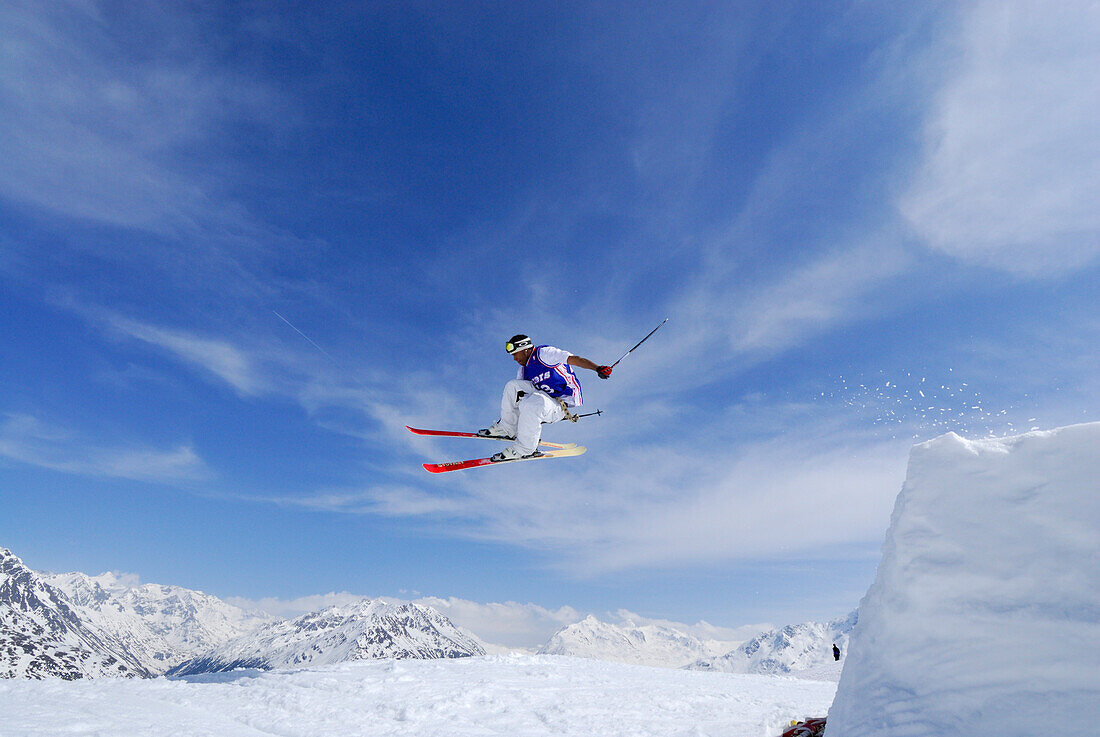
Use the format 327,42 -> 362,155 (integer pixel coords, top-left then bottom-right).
169,599 -> 484,675
689,611 -> 855,681
538,614 -> 736,668
828,424 -> 1100,735
0,654 -> 836,737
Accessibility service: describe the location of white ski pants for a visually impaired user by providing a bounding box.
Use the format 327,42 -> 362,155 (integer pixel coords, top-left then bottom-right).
497,379 -> 567,454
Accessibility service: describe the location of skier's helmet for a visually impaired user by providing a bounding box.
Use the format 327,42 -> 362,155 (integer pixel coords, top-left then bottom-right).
506,334 -> 533,354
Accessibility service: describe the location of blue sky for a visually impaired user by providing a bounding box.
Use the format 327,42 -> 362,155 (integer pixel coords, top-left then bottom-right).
2,1 -> 1098,645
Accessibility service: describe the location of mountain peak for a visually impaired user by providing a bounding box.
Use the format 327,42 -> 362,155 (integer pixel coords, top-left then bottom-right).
1,548 -> 149,679
1,547 -> 24,572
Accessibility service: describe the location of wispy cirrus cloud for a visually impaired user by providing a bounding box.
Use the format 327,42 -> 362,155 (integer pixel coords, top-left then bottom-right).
264,484 -> 471,517
0,414 -> 207,483
724,240 -> 912,356
0,0 -> 290,238
646,0 -> 1099,381
550,436 -> 907,573
104,314 -> 269,397
9,0 -> 1093,596
900,0 -> 1100,276
262,408 -> 910,576
86,305 -> 412,450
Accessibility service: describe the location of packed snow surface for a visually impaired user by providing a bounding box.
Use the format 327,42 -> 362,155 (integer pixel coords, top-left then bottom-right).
828,423 -> 1100,735
0,653 -> 836,737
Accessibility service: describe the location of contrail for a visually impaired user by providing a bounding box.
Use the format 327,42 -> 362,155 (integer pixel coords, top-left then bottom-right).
272,310 -> 337,363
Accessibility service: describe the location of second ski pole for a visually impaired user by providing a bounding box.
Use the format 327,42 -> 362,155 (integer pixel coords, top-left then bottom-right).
610,318 -> 668,369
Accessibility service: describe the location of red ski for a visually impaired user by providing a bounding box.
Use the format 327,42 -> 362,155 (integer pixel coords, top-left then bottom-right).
405,425 -> 576,450
423,445 -> 587,473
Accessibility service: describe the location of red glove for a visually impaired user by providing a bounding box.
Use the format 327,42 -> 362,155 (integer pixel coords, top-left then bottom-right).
597,365 -> 612,379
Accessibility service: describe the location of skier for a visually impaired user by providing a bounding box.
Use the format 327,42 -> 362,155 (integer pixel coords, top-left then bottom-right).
832,644 -> 841,661
479,334 -> 612,461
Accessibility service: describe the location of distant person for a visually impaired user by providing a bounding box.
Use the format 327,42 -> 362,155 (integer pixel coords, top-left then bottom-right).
832,643 -> 841,661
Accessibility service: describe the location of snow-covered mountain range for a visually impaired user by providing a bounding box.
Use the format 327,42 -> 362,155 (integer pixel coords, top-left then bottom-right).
4,543 -> 851,681
168,599 -> 484,675
537,614 -> 736,668
687,611 -> 857,678
1,547 -> 149,679
536,611 -> 855,676
43,569 -> 274,673
2,547 -> 481,680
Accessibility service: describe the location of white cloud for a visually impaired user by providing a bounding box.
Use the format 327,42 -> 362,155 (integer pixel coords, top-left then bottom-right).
95,445 -> 205,483
555,437 -> 907,574
414,597 -> 583,650
75,298 -> 417,445
0,413 -> 207,483
264,485 -> 472,517
106,315 -> 268,397
308,417 -> 909,576
726,240 -> 911,355
0,1 -> 289,237
224,591 -> 368,619
900,0 -> 1100,275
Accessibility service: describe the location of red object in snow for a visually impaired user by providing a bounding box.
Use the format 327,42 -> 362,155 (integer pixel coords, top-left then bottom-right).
780,717 -> 827,737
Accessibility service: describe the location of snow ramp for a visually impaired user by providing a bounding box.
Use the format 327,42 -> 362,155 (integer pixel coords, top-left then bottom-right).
827,423 -> 1100,736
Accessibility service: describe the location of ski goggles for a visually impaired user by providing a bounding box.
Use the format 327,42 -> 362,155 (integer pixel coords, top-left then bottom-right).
505,337 -> 533,354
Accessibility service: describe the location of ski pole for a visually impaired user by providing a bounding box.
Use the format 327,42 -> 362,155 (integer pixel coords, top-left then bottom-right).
573,409 -> 602,420
610,318 -> 668,369
560,407 -> 601,423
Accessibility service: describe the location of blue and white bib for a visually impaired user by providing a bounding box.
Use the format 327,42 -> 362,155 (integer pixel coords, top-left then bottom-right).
522,345 -> 583,406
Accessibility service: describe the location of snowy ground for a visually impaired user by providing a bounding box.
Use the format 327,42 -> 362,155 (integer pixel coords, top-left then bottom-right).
828,424 -> 1100,734
0,654 -> 836,737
